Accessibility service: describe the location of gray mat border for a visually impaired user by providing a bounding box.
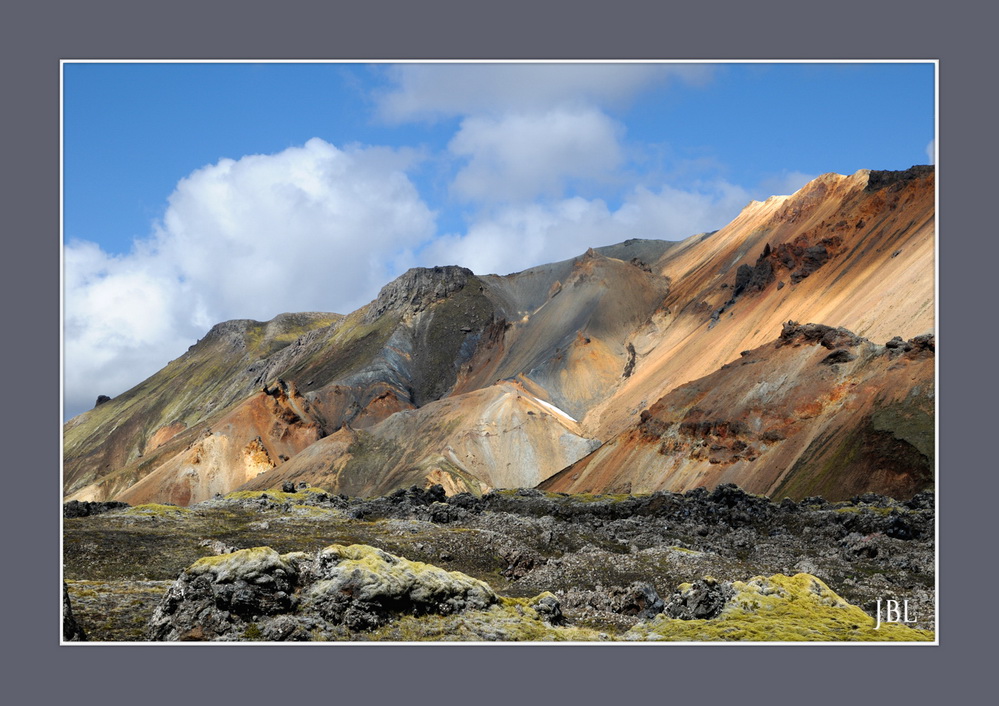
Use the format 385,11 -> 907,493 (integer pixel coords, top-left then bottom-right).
8,0 -> 990,702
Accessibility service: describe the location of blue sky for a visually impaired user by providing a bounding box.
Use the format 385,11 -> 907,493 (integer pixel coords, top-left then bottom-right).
62,61 -> 935,419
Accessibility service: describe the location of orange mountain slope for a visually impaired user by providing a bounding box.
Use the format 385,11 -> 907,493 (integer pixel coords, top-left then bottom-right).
541,322 -> 934,501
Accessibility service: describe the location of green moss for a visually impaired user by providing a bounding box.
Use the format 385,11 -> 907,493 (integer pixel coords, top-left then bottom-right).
316,543 -> 495,598
124,503 -> 191,516
223,487 -> 331,503
242,313 -> 341,359
627,574 -> 934,642
281,309 -> 401,387
368,599 -> 610,642
834,505 -> 895,516
242,623 -> 263,640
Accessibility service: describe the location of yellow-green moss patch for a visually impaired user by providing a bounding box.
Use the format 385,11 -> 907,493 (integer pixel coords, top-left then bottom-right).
223,487 -> 330,503
368,599 -> 611,642
124,503 -> 191,516
626,573 -> 934,642
187,546 -> 305,582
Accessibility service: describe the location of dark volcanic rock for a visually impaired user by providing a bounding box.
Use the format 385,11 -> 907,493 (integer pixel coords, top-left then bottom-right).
500,546 -> 542,580
63,582 -> 87,641
733,235 -> 843,296
778,321 -> 864,350
865,165 -> 934,193
65,484 -> 937,639
560,582 -> 664,620
366,266 -> 474,322
733,254 -> 776,297
95,395 -> 112,407
531,593 -> 566,625
664,577 -> 735,620
63,500 -> 130,518
821,349 -> 857,365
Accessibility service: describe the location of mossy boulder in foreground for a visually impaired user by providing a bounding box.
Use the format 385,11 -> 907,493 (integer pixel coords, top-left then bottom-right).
626,573 -> 933,642
147,544 -> 499,640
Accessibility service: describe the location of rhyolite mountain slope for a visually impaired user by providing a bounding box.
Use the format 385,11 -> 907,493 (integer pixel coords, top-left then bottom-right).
64,166 -> 935,504
541,322 -> 934,501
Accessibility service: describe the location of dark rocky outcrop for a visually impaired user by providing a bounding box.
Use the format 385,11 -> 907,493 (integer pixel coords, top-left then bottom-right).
777,321 -> 863,350
821,349 -> 857,365
732,234 -> 843,298
559,582 -> 664,620
63,500 -> 130,518
95,395 -> 111,407
366,266 -> 474,322
663,577 -> 735,620
865,165 -> 934,193
63,582 -> 87,641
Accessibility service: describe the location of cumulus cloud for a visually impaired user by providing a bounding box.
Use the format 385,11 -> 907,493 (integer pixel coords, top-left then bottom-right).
64,138 -> 435,419
925,138 -> 935,165
449,108 -> 624,203
418,180 -> 752,277
375,63 -> 715,122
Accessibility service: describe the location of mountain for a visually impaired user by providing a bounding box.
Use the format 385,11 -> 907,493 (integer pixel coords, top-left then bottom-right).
64,166 -> 935,504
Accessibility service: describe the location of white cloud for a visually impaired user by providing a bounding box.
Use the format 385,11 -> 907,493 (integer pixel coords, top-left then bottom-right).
449,108 -> 624,203
419,180 -> 752,277
375,63 -> 715,122
925,138 -> 935,165
64,138 -> 435,419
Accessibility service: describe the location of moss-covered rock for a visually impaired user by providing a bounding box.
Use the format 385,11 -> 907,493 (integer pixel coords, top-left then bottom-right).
301,544 -> 497,630
147,543 -> 499,640
626,573 -> 933,642
367,596 -> 608,642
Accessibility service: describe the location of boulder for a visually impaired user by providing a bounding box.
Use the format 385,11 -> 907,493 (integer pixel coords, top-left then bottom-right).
63,583 -> 86,641
147,543 -> 498,640
663,577 -> 734,620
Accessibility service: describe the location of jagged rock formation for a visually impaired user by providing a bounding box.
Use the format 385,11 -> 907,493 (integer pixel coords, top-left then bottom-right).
65,167 -> 934,505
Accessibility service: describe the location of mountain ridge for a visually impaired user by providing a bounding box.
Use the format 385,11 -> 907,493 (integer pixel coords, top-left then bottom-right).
64,166 -> 935,505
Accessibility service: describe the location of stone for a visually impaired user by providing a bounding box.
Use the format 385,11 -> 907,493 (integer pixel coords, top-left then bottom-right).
63,500 -> 130,518
821,349 -> 857,365
63,582 -> 87,641
664,577 -> 735,620
147,544 -> 498,640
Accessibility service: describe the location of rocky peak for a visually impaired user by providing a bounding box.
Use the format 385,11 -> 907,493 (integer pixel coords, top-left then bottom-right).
199,319 -> 256,350
865,165 -> 934,193
366,266 -> 474,322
